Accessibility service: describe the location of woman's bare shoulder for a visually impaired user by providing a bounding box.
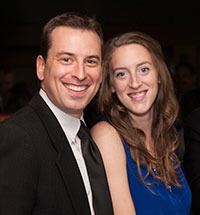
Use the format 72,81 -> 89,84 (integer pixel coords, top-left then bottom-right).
91,121 -> 125,158
91,121 -> 117,135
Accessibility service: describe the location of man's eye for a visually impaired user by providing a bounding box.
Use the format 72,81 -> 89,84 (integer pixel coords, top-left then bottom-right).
63,58 -> 72,64
86,59 -> 98,67
59,57 -> 73,65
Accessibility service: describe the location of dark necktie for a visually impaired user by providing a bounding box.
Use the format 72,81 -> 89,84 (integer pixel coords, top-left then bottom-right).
78,120 -> 113,215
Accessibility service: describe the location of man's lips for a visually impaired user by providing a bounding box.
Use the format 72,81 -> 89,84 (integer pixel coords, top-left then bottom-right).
64,83 -> 88,92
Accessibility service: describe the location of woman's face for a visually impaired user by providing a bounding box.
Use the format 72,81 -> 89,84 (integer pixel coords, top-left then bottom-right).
111,43 -> 159,119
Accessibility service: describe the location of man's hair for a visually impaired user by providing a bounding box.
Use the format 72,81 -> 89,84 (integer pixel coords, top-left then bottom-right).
40,12 -> 103,59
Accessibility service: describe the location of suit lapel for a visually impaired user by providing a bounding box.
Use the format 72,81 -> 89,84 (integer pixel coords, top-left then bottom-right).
29,93 -> 91,215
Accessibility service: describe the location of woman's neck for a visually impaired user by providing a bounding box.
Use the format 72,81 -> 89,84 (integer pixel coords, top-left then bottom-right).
130,111 -> 154,154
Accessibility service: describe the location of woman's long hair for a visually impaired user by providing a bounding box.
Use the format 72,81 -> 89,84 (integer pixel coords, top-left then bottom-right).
99,32 -> 180,188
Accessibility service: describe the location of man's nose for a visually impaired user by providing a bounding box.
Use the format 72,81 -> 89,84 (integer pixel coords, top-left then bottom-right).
72,62 -> 86,80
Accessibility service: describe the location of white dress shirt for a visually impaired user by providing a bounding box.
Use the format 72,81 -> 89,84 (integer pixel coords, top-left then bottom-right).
39,89 -> 95,215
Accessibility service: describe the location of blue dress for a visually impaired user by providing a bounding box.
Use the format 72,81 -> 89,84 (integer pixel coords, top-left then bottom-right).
123,141 -> 191,215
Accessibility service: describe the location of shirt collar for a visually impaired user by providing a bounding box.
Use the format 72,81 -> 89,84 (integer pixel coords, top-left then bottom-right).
39,89 -> 84,141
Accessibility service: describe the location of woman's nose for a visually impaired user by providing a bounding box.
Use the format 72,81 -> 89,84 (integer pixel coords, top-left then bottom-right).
129,74 -> 142,89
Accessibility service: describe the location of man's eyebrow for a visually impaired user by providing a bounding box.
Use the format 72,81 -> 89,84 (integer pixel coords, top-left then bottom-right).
56,52 -> 101,61
87,55 -> 101,61
55,52 -> 101,61
56,52 -> 74,57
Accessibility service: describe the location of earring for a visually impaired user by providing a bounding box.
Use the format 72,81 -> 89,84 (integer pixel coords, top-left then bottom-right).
111,87 -> 115,93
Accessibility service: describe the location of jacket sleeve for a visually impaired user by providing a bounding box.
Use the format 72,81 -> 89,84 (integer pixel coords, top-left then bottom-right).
0,124 -> 39,215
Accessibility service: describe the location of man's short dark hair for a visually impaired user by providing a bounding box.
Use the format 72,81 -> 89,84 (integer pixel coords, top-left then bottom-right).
40,12 -> 103,59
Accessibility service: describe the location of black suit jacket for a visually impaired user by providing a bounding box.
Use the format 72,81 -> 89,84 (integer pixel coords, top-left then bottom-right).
184,107 -> 200,214
0,93 -> 96,215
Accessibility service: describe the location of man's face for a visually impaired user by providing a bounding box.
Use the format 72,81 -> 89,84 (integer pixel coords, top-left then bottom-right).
36,27 -> 102,118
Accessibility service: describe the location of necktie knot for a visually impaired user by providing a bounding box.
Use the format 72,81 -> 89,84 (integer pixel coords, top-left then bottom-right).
78,120 -> 90,141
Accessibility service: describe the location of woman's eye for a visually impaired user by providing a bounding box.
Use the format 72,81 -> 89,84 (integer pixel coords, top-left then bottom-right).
138,67 -> 150,75
114,70 -> 129,79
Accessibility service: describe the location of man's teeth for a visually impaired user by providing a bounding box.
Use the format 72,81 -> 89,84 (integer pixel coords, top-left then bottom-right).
66,84 -> 87,91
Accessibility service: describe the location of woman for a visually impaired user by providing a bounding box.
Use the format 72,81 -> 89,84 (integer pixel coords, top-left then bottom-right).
91,32 -> 191,214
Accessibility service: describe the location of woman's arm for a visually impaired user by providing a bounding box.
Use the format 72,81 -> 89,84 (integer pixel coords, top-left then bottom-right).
91,121 -> 136,215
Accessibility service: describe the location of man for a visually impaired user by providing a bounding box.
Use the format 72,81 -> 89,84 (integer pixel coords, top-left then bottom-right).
184,107 -> 200,214
0,12 -> 113,215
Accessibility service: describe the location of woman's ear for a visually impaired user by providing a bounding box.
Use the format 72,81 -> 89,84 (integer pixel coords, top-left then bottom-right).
111,86 -> 115,93
36,55 -> 46,81
157,75 -> 161,84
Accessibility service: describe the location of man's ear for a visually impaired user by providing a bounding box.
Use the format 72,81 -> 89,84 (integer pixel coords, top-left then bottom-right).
36,55 -> 46,81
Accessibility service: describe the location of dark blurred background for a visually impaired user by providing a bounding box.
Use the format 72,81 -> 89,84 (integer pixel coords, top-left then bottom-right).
0,0 -> 200,120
